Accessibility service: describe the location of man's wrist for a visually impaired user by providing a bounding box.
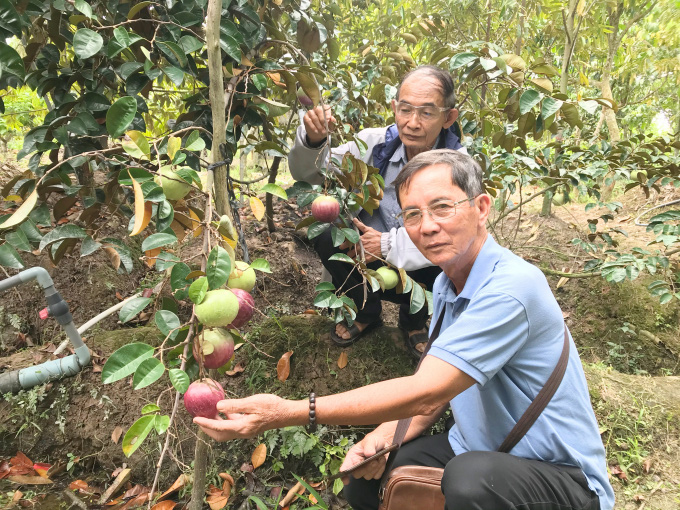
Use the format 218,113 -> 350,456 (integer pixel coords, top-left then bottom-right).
305,135 -> 327,148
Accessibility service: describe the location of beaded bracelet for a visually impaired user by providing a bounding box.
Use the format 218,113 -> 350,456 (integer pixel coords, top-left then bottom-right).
308,392 -> 317,432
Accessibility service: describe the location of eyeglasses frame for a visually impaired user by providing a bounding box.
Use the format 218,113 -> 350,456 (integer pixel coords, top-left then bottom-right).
397,196 -> 478,228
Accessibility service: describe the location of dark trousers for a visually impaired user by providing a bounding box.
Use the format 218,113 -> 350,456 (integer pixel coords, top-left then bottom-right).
344,434 -> 600,510
313,227 -> 441,330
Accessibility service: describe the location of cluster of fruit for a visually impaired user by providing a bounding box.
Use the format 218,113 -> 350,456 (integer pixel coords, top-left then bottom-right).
183,262 -> 256,419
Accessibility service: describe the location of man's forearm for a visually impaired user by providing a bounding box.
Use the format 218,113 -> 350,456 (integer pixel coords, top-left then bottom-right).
371,405 -> 449,446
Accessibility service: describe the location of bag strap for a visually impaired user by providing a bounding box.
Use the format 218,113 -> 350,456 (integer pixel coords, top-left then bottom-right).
381,311 -> 446,483
497,325 -> 570,453
380,316 -> 570,491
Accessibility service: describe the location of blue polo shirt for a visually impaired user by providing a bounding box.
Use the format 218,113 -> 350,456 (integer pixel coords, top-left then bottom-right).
429,235 -> 614,510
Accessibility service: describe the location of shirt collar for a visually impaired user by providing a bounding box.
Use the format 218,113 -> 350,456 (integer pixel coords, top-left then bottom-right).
391,142 -> 407,164
438,234 -> 503,302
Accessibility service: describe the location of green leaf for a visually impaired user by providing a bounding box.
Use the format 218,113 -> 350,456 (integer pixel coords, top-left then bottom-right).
185,131 -> 205,151
154,415 -> 170,434
113,27 -> 130,47
169,368 -> 190,393
170,262 -> 191,293
155,310 -> 180,340
189,276 -> 209,304
519,90 -> 541,115
156,200 -> 174,232
122,130 -> 150,159
132,358 -> 164,389
0,0 -> 21,37
157,41 -> 188,68
315,282 -> 335,291
328,253 -> 354,264
119,297 -> 153,323
331,225 -> 345,247
106,96 -> 137,138
250,258 -> 272,273
6,229 -> 31,252
127,1 -> 151,19
314,290 -> 334,307
541,97 -> 563,119
122,415 -> 155,457
74,0 -> 93,17
206,246 -> 232,289
0,243 -> 24,269
141,403 -> 160,414
118,167 -> 154,185
0,42 -> 25,87
409,283 -> 426,314
260,183 -> 288,200
38,224 -> 87,251
449,52 -> 478,69
162,65 -> 184,87
73,28 -> 103,59
292,475 -> 324,507
342,228 -> 360,244
179,35 -> 203,54
102,343 -> 154,384
141,232 -> 177,251
307,222 -> 329,240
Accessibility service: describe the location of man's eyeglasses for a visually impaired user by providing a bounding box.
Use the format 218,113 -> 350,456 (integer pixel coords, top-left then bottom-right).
397,197 -> 477,228
394,101 -> 450,122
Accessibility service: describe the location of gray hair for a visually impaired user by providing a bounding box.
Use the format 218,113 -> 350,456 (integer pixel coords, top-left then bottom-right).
396,65 -> 457,109
394,149 -> 484,206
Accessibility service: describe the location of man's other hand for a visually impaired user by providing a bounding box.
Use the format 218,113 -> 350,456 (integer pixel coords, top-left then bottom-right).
304,105 -> 336,145
339,431 -> 389,484
340,218 -> 381,263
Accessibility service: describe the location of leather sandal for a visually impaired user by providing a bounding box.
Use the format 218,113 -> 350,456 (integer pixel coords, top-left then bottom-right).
330,319 -> 384,347
405,330 -> 429,360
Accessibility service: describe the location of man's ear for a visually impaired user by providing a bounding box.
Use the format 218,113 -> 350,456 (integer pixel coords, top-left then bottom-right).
391,99 -> 397,114
443,108 -> 459,129
477,194 -> 492,226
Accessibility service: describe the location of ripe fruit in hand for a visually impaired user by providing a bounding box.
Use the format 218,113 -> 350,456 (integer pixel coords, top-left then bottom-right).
201,328 -> 235,369
297,87 -> 314,107
376,266 -> 399,290
311,195 -> 340,223
228,261 -> 256,292
229,288 -> 255,328
156,166 -> 191,201
184,379 -> 225,419
195,289 -> 239,327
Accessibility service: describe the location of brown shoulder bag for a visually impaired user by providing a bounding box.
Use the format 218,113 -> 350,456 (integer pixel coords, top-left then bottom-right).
378,312 -> 570,510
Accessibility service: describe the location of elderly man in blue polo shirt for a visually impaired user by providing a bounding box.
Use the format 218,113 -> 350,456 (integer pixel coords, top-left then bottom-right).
195,150 -> 614,510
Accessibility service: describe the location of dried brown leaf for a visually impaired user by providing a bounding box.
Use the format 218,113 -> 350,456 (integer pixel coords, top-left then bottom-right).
337,351 -> 348,369
158,474 -> 187,501
277,351 -> 294,382
7,475 -> 53,485
251,444 -> 267,470
226,363 -> 245,376
151,501 -> 178,510
112,426 -> 123,444
207,494 -> 229,510
69,480 -> 89,491
11,452 -> 32,468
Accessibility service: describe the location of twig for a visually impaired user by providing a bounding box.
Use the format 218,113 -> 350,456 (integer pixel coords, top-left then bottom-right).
539,268 -> 600,278
63,489 -> 88,510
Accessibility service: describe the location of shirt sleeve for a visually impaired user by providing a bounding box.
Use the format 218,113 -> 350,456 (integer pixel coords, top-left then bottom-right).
381,228 -> 435,270
428,292 -> 529,386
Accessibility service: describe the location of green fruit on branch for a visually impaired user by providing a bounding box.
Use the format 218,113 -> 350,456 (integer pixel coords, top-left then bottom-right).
200,328 -> 235,369
195,289 -> 239,327
552,191 -> 569,206
183,379 -> 225,419
311,195 -> 340,223
228,261 -> 256,292
376,266 -> 399,290
155,166 -> 191,201
630,170 -> 647,181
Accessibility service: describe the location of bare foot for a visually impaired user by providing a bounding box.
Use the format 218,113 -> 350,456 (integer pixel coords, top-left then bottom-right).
335,321 -> 368,340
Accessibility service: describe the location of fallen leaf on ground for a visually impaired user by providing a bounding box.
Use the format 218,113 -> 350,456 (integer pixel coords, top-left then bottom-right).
240,463 -> 253,473
12,490 -> 22,502
7,475 -> 53,485
226,363 -> 245,376
251,444 -> 266,469
11,452 -> 32,469
337,351 -> 348,369
151,501 -> 177,510
158,474 -> 187,501
277,351 -> 294,382
112,426 -> 124,444
69,480 -> 89,491
32,463 -> 50,477
279,481 -> 305,508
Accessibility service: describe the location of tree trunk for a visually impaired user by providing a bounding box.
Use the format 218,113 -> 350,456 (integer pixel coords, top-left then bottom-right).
206,0 -> 232,218
560,0 -> 578,95
514,0 -> 526,55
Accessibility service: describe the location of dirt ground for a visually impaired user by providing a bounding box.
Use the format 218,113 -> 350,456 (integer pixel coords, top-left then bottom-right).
1,160 -> 680,509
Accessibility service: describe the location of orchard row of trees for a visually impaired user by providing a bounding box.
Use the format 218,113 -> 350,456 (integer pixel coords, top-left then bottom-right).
0,0 -> 678,506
